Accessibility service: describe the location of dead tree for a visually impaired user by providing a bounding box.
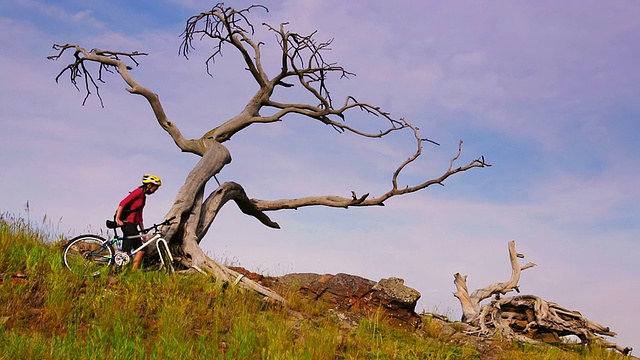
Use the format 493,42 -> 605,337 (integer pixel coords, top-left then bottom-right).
48,4 -> 489,301
453,241 -> 632,355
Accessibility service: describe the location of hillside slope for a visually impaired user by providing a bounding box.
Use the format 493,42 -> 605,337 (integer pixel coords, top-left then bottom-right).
0,215 -> 631,359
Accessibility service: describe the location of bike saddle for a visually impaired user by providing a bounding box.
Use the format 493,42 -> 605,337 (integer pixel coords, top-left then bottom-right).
106,220 -> 119,229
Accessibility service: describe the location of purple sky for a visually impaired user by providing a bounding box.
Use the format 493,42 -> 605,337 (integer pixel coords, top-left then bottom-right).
1,0 -> 639,352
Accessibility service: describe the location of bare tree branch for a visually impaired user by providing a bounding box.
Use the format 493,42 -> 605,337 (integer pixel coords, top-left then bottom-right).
180,3 -> 269,85
252,139 -> 490,211
197,182 -> 280,242
453,241 -> 535,322
47,44 -> 206,155
468,240 -> 536,301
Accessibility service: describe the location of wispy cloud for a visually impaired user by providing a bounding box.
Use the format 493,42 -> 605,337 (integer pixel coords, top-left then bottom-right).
15,0 -> 105,29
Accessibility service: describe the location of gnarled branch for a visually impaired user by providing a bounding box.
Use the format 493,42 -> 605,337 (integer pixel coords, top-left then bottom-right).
48,44 -> 205,155
253,139 -> 490,211
454,240 -> 535,322
453,241 -> 632,355
197,181 -> 280,242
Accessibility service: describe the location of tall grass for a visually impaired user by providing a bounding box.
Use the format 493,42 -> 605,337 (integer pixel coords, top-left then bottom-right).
0,214 -> 631,359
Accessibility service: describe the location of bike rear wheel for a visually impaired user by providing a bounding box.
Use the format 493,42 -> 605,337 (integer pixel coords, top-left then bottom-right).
63,235 -> 114,276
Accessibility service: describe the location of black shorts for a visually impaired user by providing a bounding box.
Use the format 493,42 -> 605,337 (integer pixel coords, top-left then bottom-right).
121,222 -> 142,253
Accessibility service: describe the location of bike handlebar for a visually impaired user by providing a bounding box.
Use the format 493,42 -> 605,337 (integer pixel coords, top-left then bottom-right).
106,216 -> 176,232
141,216 -> 176,233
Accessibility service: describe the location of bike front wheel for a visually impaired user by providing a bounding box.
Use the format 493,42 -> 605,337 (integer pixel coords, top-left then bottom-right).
63,234 -> 114,276
157,240 -> 175,275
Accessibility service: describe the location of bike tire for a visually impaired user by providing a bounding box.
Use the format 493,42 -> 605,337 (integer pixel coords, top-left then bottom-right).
157,241 -> 175,275
63,234 -> 114,276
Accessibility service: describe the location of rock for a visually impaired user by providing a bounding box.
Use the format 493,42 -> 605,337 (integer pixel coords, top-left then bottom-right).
270,272 -> 422,326
373,277 -> 421,307
229,266 -> 265,283
227,268 -> 423,326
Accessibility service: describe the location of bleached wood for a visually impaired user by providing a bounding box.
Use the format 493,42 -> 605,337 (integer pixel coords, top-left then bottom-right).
453,241 -> 632,355
453,273 -> 478,322
453,240 -> 535,322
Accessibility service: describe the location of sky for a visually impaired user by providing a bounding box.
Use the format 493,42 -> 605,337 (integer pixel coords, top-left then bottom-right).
1,0 -> 639,352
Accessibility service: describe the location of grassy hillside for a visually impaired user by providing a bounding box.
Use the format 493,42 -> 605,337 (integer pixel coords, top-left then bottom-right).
0,214 -> 630,359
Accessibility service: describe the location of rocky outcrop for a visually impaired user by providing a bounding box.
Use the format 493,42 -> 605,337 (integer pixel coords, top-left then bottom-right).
229,268 -> 422,327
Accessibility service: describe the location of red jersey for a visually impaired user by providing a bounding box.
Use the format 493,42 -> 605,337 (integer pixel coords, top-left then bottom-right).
118,187 -> 146,227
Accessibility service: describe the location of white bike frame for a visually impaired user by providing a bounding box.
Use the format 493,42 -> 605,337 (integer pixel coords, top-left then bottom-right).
125,232 -> 174,269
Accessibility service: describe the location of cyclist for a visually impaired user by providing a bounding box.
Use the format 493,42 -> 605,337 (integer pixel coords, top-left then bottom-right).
114,174 -> 162,269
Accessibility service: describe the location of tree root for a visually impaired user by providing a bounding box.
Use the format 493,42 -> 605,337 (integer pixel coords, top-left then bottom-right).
454,241 -> 632,356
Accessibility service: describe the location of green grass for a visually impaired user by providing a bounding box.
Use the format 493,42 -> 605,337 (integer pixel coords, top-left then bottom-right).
0,214 -> 631,359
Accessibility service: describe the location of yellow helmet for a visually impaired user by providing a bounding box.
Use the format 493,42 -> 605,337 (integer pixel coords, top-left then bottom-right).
142,174 -> 162,186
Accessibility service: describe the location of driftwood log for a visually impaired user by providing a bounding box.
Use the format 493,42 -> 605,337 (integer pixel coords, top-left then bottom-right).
453,241 -> 632,356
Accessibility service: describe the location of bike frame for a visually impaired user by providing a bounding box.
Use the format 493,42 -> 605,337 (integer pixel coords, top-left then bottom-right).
84,233 -> 172,267
121,232 -> 173,268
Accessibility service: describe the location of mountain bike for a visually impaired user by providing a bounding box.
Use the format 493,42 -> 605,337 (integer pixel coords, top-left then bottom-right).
62,217 -> 176,276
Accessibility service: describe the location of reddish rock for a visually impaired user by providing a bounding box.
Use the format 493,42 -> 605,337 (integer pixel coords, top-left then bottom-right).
271,272 -> 422,326
229,266 -> 265,283
226,268 -> 422,326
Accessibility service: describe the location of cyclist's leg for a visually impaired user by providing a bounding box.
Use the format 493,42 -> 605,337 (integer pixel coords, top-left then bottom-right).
132,250 -> 145,269
121,223 -> 144,269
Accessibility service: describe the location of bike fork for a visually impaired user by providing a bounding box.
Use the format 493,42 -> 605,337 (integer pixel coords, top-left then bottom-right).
156,238 -> 175,274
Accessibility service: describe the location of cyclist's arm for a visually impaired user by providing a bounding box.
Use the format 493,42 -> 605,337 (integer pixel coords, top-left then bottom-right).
115,206 -> 125,226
